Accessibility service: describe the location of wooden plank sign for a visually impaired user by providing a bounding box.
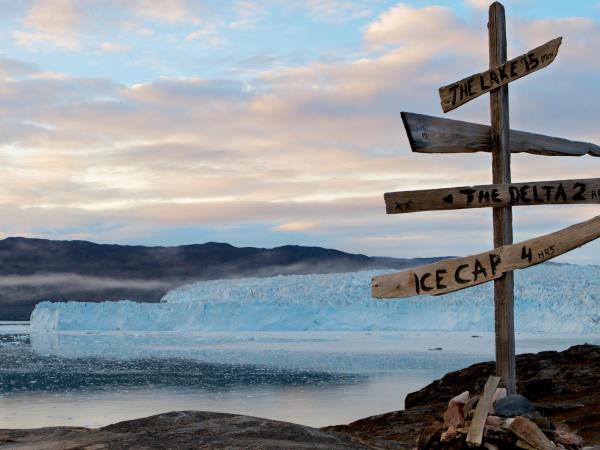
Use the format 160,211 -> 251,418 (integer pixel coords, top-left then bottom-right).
372,215 -> 600,298
439,37 -> 562,112
401,112 -> 600,157
384,178 -> 600,214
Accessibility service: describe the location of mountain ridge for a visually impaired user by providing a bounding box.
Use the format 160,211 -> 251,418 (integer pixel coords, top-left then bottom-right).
0,236 -> 448,320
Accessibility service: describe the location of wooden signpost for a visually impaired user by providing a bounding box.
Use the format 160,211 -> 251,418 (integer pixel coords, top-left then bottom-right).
385,178 -> 600,214
372,2 -> 600,395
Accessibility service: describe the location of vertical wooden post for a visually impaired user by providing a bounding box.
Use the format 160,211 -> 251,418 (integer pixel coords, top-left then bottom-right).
488,2 -> 517,394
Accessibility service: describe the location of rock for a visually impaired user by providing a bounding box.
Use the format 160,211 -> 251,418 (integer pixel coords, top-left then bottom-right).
554,422 -> 571,433
489,387 -> 507,415
0,411 -> 369,450
536,403 -> 585,415
486,415 -> 514,428
517,438 -> 542,450
509,416 -> 558,450
553,431 -> 584,448
526,411 -> 554,432
417,420 -> 444,450
326,406 -> 441,450
484,425 -> 516,442
441,427 -> 458,442
487,415 -> 503,427
492,387 -> 507,404
483,442 -> 499,450
464,394 -> 479,418
494,394 -> 536,418
452,392 -> 471,405
443,391 -> 469,428
332,345 -> 600,448
523,366 -> 565,400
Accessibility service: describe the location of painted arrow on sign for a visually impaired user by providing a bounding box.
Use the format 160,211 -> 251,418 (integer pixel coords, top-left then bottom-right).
384,179 -> 600,214
401,112 -> 600,157
372,215 -> 600,299
439,37 -> 562,112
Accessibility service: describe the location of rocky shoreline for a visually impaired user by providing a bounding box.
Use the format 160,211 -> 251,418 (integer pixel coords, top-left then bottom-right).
328,344 -> 600,449
1,344 -> 599,450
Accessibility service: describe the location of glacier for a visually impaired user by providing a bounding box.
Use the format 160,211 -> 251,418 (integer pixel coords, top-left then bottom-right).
30,264 -> 600,333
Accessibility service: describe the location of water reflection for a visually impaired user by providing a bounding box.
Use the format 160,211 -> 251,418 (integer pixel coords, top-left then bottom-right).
1,328 -> 436,427
29,330 -> 493,374
2,334 -> 365,394
3,325 -> 598,428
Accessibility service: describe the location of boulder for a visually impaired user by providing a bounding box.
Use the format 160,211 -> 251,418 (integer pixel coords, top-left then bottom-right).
553,430 -> 584,448
443,391 -> 469,428
0,411 -> 369,450
494,394 -> 536,418
508,416 -> 557,450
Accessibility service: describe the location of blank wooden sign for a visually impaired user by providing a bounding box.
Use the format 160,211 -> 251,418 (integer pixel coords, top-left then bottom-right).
401,112 -> 600,157
385,179 -> 600,214
439,37 -> 562,113
372,215 -> 600,298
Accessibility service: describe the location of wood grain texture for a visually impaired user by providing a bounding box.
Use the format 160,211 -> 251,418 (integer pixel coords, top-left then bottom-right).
384,179 -> 600,214
489,1 -> 516,396
466,376 -> 501,447
371,215 -> 600,299
439,37 -> 561,112
401,112 -> 600,157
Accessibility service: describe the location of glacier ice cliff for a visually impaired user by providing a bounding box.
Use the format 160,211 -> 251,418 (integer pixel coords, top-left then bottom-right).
30,264 -> 600,333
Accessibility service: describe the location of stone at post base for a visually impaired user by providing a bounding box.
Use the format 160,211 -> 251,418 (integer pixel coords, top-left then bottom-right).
494,394 -> 535,418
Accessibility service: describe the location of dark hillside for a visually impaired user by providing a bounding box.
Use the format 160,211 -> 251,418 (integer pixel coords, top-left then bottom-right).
0,237 -> 447,320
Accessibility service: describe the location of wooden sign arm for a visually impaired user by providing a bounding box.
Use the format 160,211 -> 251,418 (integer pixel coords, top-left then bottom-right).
372,215 -> 600,299
439,37 -> 562,112
401,112 -> 600,157
384,179 -> 600,214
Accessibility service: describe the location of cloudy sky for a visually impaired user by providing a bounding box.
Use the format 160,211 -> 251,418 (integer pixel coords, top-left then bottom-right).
1,0 -> 600,263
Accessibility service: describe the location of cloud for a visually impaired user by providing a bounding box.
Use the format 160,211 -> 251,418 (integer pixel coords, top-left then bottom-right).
186,25 -> 226,48
363,4 -> 480,55
301,0 -> 372,23
229,1 -> 265,30
463,0 -> 491,9
12,0 -> 205,51
273,222 -> 321,232
1,4 -> 600,263
132,0 -> 202,24
99,42 -> 132,53
12,30 -> 81,51
14,0 -> 83,50
121,20 -> 154,36
0,58 -> 40,79
186,2 -> 264,48
23,0 -> 83,34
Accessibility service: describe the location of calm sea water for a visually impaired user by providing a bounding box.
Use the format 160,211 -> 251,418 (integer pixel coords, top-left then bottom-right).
1,321 -> 598,428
